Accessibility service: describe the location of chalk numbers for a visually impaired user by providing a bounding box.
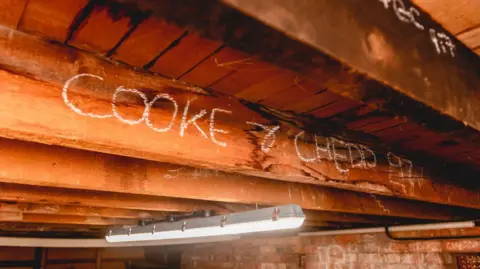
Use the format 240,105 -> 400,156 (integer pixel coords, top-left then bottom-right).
379,0 -> 455,57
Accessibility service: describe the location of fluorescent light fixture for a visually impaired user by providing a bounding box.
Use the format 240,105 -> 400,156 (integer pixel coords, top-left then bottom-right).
106,204 -> 305,243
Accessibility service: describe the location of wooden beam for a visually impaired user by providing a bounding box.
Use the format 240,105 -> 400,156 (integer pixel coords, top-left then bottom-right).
0,186 -> 423,225
0,139 -> 474,220
0,212 -> 138,226
0,202 -> 167,220
0,26 -> 476,211
0,182 -> 237,214
302,210 -> 420,225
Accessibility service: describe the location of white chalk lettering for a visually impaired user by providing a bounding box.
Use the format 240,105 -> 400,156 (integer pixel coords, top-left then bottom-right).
62,73 -> 113,119
330,138 -> 350,173
145,93 -> 178,133
112,86 -> 149,125
294,131 -> 317,163
180,100 -> 208,139
360,145 -> 377,168
210,108 -> 232,147
348,143 -> 366,168
380,0 -> 455,58
315,137 -> 333,161
246,121 -> 280,153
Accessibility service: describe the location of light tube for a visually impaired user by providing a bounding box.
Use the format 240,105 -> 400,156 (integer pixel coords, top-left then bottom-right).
106,204 -> 305,243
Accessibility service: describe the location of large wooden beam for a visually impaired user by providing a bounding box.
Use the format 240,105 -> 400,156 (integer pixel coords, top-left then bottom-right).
0,183 -> 235,214
131,0 -> 480,134
0,202 -> 167,220
0,212 -> 138,226
0,139 -> 476,220
0,184 -> 422,225
0,26 -> 477,211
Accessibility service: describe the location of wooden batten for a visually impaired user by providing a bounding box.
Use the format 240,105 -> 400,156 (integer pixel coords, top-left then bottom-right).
0,213 -> 138,226
0,26 -> 475,213
0,182 -> 236,214
0,202 -> 167,220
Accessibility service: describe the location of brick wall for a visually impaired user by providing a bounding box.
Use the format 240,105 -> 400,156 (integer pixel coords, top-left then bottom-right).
181,233 -> 480,269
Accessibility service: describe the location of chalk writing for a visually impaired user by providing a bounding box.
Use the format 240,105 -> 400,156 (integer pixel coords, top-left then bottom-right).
379,0 -> 455,57
246,121 -> 280,153
430,29 -> 456,57
180,100 -> 208,139
315,244 -> 353,269
63,73 -> 419,177
210,108 -> 231,147
387,152 -> 413,178
294,131 -> 317,163
62,74 -> 113,119
145,93 -> 178,133
112,86 -> 149,125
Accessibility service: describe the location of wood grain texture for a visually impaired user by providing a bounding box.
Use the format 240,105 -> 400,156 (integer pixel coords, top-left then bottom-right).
112,16 -> 184,66
413,0 -> 480,34
19,0 -> 88,41
68,3 -> 133,54
0,0 -> 27,28
0,26 -> 478,211
0,139 -> 471,219
0,213 -> 138,226
458,27 -> 480,51
179,47 -> 251,88
149,32 -> 222,78
0,182 -> 232,214
0,202 -> 166,219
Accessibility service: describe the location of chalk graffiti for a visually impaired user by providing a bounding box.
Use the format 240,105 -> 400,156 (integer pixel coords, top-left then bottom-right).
145,93 -> 178,133
387,152 -> 413,178
246,121 -> 280,153
112,86 -> 149,125
379,0 -> 455,57
430,29 -> 456,57
180,100 -> 208,139
210,108 -> 232,147
62,74 -> 113,119
316,244 -> 353,269
63,73 -> 418,177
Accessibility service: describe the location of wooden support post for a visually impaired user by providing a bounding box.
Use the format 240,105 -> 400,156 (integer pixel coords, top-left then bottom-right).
0,26 -> 476,211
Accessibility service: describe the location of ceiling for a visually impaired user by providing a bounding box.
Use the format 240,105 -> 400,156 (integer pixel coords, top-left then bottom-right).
0,0 -> 477,239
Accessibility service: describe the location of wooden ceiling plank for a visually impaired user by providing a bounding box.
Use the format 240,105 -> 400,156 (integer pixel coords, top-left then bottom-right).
179,47 -> 250,88
18,0 -> 88,42
309,98 -> 360,118
356,118 -> 406,134
282,90 -> 341,113
258,80 -> 316,109
0,140 -> 475,220
0,202 -> 166,220
0,27 -> 478,211
412,0 -> 480,35
67,2 -> 136,54
148,32 -> 222,79
112,17 -> 185,67
209,58 -> 281,95
457,26 -> 480,50
0,0 -> 27,28
234,69 -> 298,103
